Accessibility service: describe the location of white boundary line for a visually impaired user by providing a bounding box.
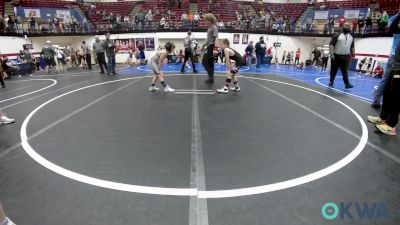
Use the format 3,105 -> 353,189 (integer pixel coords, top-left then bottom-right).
0,79 -> 57,103
315,77 -> 374,103
20,75 -> 368,198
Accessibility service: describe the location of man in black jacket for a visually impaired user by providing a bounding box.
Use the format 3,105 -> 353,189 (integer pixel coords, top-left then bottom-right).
103,33 -> 116,75
255,36 -> 266,71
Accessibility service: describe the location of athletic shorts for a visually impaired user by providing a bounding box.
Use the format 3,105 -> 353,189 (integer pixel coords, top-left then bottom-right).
45,58 -> 55,66
151,57 -> 161,75
140,52 -> 145,59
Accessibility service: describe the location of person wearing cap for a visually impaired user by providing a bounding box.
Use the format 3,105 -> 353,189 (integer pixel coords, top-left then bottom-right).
180,30 -> 198,73
103,33 -> 116,75
328,23 -> 354,89
93,36 -> 107,74
41,40 -> 56,74
255,36 -> 267,71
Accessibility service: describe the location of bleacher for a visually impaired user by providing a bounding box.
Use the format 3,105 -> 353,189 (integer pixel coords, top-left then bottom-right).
81,1 -> 136,28
141,0 -> 189,27
198,0 -> 238,23
313,0 -> 370,9
250,2 -> 308,21
21,0 -> 74,8
379,0 -> 400,16
0,0 -> 4,15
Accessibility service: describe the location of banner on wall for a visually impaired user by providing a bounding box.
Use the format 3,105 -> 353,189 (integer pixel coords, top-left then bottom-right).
242,34 -> 248,45
145,38 -> 155,51
233,34 -> 240,44
344,10 -> 360,19
314,11 -> 329,20
24,9 -> 41,18
115,39 -> 136,52
56,10 -> 71,18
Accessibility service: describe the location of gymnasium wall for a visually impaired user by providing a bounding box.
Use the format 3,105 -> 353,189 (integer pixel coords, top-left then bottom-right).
0,33 -> 393,65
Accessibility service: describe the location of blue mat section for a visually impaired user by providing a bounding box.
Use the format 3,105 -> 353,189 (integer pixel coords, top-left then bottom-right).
120,63 -> 382,102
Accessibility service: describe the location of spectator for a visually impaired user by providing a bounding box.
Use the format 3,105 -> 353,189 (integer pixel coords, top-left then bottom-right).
146,10 -> 153,29
41,40 -> 57,73
352,18 -> 358,33
1,56 -> 20,78
311,48 -> 321,68
15,16 -> 22,33
160,16 -> 166,29
103,33 -> 116,75
56,48 -> 65,70
281,51 -> 286,64
367,39 -> 400,136
82,41 -> 92,70
306,16 -> 312,32
181,12 -> 189,27
294,48 -> 301,65
327,15 -> 335,34
137,41 -> 146,65
0,202 -> 16,225
255,36 -> 267,71
321,48 -> 329,71
371,63 -> 384,78
338,16 -> 346,28
365,17 -> 372,34
188,11 -> 194,28
372,11 -> 400,107
357,17 -> 365,34
29,16 -> 36,33
136,10 -> 145,30
194,12 -> 200,27
82,18 -> 90,33
245,41 -> 255,67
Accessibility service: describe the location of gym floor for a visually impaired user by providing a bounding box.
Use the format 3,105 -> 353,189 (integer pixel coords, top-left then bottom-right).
0,64 -> 399,225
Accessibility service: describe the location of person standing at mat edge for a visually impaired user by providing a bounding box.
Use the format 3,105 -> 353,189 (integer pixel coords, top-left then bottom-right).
181,30 -> 198,73
216,39 -> 245,93
328,23 -> 354,89
103,33 -> 117,75
0,202 -> 16,225
371,9 -> 400,108
367,39 -> 400,136
93,35 -> 107,74
202,13 -> 218,84
148,42 -> 175,93
255,36 -> 267,71
82,41 -> 92,70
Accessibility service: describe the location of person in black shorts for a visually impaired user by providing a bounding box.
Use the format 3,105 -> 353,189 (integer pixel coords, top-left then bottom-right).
41,40 -> 57,74
216,38 -> 245,93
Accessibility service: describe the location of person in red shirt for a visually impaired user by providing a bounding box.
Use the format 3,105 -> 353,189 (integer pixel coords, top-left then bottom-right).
371,63 -> 384,78
339,16 -> 346,27
267,47 -> 273,56
352,19 -> 358,33
294,48 -> 301,65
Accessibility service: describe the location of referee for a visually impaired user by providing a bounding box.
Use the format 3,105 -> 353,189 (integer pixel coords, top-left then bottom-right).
181,30 -> 198,73
329,23 -> 354,89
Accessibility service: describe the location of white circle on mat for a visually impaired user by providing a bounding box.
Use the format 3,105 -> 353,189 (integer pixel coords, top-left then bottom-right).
20,75 -> 368,198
